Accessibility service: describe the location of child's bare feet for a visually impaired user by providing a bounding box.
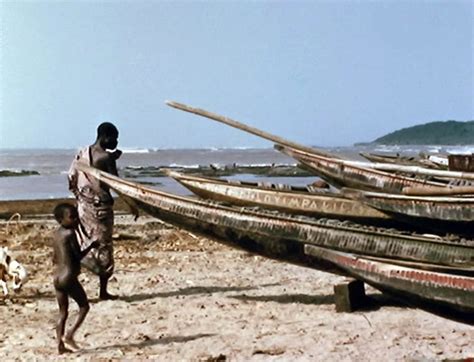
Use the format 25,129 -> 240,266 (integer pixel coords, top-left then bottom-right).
63,337 -> 80,352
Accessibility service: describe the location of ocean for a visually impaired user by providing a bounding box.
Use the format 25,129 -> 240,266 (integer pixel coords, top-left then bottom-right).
1,145 -> 472,201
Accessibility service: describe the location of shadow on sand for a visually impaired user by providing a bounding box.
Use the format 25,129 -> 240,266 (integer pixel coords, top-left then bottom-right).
3,290 -> 55,302
232,293 -> 335,306
5,283 -> 279,304
81,333 -> 215,354
120,283 -> 280,303
230,291 -> 408,309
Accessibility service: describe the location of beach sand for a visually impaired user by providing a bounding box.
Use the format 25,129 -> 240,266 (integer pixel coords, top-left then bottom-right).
0,214 -> 473,360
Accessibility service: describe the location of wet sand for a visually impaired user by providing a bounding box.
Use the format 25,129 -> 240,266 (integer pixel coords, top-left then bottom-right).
0,214 -> 473,360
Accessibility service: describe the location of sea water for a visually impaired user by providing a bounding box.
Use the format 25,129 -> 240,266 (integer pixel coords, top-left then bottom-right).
0,145 -> 468,200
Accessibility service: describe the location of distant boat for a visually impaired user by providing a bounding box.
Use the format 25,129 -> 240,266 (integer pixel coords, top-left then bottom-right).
427,155 -> 449,169
76,163 -> 474,314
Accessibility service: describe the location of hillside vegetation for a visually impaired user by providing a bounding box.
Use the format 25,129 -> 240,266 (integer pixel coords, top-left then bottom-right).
372,120 -> 474,145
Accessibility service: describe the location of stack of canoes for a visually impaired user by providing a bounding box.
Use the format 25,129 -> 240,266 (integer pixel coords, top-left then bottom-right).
77,164 -> 474,315
77,101 -> 474,316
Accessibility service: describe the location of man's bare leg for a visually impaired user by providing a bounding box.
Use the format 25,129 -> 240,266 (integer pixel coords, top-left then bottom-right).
99,275 -> 118,300
55,290 -> 72,354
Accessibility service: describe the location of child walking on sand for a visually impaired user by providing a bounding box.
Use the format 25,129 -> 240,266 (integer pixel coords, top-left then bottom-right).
52,203 -> 99,354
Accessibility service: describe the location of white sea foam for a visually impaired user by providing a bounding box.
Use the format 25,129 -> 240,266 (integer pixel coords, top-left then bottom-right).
445,146 -> 474,155
168,164 -> 201,169
373,145 -> 402,153
121,148 -> 151,154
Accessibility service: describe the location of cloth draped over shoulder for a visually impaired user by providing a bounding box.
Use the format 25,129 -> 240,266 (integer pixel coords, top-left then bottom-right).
68,147 -> 115,277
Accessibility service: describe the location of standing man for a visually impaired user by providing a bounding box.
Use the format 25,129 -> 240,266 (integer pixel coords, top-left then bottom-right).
68,122 -> 122,300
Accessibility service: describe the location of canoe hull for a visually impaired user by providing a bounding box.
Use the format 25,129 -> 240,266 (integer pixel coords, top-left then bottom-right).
77,164 -> 474,314
276,145 -> 446,193
168,171 -> 397,227
349,190 -> 474,236
306,245 -> 474,314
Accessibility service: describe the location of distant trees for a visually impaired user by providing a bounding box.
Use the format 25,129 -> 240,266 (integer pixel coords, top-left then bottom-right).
373,120 -> 474,145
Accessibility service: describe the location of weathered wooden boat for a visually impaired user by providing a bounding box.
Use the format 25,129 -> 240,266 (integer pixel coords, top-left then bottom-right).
165,101 -> 474,193
166,170 -> 399,226
344,189 -> 474,236
77,164 -> 474,314
428,154 -> 449,169
305,245 -> 474,314
276,144 -> 449,193
76,163 -> 474,268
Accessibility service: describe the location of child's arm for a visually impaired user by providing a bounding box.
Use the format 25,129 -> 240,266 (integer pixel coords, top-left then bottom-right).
68,232 -> 99,261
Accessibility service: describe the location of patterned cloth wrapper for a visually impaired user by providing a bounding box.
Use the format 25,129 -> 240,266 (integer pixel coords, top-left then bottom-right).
68,147 -> 115,277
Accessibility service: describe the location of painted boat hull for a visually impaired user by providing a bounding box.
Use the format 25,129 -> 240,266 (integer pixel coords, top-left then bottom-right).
305,245 -> 474,314
347,189 -> 474,236
167,171 -> 397,226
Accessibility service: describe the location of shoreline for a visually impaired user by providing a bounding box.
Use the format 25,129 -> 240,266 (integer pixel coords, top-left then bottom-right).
0,197 -> 132,219
0,164 -> 314,179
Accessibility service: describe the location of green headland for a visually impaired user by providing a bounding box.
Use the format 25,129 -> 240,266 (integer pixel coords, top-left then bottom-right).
358,120 -> 474,145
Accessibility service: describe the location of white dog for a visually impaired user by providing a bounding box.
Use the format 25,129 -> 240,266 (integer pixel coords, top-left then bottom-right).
0,247 -> 28,296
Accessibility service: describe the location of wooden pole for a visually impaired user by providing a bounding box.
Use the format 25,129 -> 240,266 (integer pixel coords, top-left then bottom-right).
165,100 -> 336,158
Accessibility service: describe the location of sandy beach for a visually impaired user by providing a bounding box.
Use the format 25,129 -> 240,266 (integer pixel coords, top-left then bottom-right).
0,211 -> 473,361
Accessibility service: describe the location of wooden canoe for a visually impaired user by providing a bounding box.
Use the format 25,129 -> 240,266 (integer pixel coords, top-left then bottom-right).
344,189 -> 474,236
166,170 -> 398,226
305,245 -> 474,314
76,164 -> 474,314
276,144 -> 448,193
76,163 -> 474,269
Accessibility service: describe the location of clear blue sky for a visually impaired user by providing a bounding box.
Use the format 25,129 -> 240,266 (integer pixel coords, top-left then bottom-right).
1,0 -> 472,149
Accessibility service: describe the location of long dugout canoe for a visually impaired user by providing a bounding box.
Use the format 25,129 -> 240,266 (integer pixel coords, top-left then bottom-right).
76,164 -> 474,314
305,245 -> 474,314
166,170 -> 398,227
275,144 -> 448,194
76,163 -> 474,270
344,189 -> 474,236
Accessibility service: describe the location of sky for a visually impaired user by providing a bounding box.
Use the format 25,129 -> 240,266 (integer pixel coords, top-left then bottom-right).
0,0 -> 472,149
